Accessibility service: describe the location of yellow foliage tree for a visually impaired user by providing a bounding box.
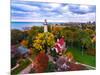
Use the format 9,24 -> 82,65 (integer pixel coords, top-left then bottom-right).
33,32 -> 55,53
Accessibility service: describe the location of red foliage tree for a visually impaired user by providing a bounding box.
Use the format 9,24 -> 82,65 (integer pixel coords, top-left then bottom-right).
32,51 -> 49,73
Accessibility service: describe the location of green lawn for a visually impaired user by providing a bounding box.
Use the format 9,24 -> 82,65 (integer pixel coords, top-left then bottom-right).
11,59 -> 31,74
11,52 -> 36,74
67,47 -> 96,67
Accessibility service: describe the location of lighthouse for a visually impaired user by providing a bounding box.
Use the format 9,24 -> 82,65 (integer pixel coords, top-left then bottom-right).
44,19 -> 48,32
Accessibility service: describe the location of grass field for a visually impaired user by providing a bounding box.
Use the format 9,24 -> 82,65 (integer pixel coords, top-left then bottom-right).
11,59 -> 31,74
67,47 -> 96,67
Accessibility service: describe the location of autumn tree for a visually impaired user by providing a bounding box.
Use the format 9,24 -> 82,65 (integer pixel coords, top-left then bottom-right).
32,51 -> 49,73
77,30 -> 92,55
27,26 -> 44,46
11,29 -> 24,45
33,32 -> 55,54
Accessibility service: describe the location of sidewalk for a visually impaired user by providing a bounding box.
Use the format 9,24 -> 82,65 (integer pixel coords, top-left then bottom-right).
75,62 -> 96,70
20,64 -> 32,74
20,57 -> 33,74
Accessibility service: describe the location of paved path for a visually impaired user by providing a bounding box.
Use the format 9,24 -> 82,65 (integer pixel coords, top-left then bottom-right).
75,62 -> 96,70
48,55 -> 55,63
20,64 -> 32,74
20,57 -> 33,74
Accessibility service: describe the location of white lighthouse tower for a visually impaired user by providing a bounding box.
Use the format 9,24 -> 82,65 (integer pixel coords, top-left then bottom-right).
44,19 -> 48,32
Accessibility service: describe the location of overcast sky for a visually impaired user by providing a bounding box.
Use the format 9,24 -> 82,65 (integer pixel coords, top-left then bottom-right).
11,0 -> 96,23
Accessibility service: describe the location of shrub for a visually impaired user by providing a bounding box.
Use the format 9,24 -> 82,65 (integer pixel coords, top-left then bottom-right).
65,52 -> 74,62
20,40 -> 28,47
50,49 -> 58,57
45,61 -> 56,72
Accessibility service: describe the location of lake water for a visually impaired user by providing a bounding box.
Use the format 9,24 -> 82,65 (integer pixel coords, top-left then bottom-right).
11,22 -> 64,30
